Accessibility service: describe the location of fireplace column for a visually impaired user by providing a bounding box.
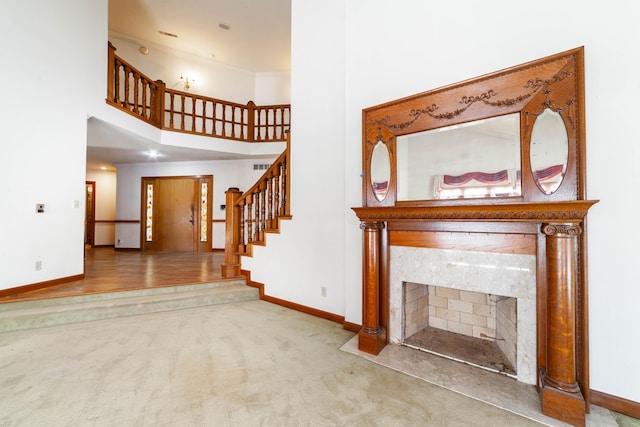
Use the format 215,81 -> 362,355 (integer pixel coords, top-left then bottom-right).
540,222 -> 585,427
358,221 -> 387,354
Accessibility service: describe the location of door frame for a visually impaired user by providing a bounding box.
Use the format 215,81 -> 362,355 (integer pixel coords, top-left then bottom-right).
85,181 -> 96,247
140,175 -> 214,252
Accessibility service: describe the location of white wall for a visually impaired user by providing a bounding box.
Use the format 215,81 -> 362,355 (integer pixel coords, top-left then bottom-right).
255,72 -> 292,105
114,159 -> 278,249
241,0 -> 640,403
0,0 -> 107,289
86,169 -> 117,246
241,0 -> 347,315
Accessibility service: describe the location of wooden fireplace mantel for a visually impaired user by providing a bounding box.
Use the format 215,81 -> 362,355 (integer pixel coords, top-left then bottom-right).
352,200 -> 597,223
353,199 -> 597,427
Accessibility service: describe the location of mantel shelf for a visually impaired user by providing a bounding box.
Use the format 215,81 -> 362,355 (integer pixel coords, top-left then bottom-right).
352,200 -> 598,223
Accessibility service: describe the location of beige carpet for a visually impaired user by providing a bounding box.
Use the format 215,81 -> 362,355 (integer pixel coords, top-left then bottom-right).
0,300 -> 604,426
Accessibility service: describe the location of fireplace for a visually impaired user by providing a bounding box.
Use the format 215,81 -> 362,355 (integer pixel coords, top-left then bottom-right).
354,48 -> 597,426
390,247 -> 536,384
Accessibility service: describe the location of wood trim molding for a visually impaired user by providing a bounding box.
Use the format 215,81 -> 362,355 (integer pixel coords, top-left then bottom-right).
241,269 -> 345,325
343,322 -> 362,333
0,274 -> 84,299
591,390 -> 640,419
114,219 -> 141,223
389,230 -> 536,255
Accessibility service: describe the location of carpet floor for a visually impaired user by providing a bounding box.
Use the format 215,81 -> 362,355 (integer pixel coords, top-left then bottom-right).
0,300 -> 625,426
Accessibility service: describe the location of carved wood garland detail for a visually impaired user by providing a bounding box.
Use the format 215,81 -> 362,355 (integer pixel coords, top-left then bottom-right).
355,47 -> 597,427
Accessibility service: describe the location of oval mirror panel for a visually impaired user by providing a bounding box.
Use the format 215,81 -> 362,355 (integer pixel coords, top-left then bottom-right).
529,108 -> 568,194
370,141 -> 391,201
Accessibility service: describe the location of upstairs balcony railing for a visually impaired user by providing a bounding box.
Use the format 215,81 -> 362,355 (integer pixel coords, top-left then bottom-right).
106,42 -> 290,142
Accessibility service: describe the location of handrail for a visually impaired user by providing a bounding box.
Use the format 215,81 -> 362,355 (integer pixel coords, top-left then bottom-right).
106,42 -> 290,142
221,132 -> 291,278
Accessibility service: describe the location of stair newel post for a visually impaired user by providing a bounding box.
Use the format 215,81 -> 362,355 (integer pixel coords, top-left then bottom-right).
221,187 -> 242,278
107,42 -> 116,104
358,221 -> 387,355
247,101 -> 256,141
152,80 -> 165,128
539,222 -> 586,427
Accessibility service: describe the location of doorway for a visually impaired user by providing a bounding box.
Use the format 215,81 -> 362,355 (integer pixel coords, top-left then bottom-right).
141,175 -> 213,252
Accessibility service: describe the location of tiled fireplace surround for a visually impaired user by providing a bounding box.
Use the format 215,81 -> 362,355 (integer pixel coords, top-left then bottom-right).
389,246 -> 537,384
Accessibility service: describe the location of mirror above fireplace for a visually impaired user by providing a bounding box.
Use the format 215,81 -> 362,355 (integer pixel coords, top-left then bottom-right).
361,47 -> 585,207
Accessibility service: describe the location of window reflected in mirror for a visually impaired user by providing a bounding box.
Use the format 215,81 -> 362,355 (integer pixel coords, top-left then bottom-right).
529,108 -> 568,195
396,113 -> 521,201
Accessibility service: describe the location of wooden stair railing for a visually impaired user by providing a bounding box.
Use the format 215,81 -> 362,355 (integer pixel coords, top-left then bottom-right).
106,42 -> 290,142
222,132 -> 291,278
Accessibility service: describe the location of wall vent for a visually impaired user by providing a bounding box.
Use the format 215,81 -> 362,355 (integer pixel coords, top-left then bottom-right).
253,163 -> 271,171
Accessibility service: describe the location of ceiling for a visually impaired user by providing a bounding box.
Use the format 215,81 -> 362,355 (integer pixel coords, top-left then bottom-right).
108,0 -> 291,73
88,0 -> 291,171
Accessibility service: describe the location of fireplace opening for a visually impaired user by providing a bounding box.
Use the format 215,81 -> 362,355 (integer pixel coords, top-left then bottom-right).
402,282 -> 517,377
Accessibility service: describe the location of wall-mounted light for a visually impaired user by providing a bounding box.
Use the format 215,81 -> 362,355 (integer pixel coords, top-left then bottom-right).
180,74 -> 194,90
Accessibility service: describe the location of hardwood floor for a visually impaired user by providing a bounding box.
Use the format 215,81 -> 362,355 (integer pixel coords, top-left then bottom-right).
0,247 -> 226,303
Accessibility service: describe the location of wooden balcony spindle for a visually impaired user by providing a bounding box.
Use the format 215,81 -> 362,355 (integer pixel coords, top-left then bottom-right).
280,161 -> 288,216
123,67 -> 130,109
202,100 -> 208,135
132,73 -> 139,114
180,94 -> 186,131
253,190 -> 260,242
247,196 -> 253,244
168,93 -> 175,129
238,199 -> 246,252
274,171 -> 280,222
260,185 -> 266,237
267,177 -> 273,229
191,97 -> 196,132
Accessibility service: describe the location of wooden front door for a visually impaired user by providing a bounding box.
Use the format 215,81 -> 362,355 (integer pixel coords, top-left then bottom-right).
142,176 -> 213,252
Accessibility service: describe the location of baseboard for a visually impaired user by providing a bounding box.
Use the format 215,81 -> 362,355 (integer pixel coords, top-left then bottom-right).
343,321 -> 361,333
114,247 -> 141,251
0,274 -> 84,299
91,244 -> 115,248
591,389 -> 640,419
241,269 -> 345,325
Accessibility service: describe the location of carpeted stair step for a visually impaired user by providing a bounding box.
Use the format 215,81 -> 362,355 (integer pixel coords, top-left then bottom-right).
0,281 -> 258,333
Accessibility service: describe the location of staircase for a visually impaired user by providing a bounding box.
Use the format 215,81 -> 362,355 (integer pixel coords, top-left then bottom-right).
0,280 -> 259,333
